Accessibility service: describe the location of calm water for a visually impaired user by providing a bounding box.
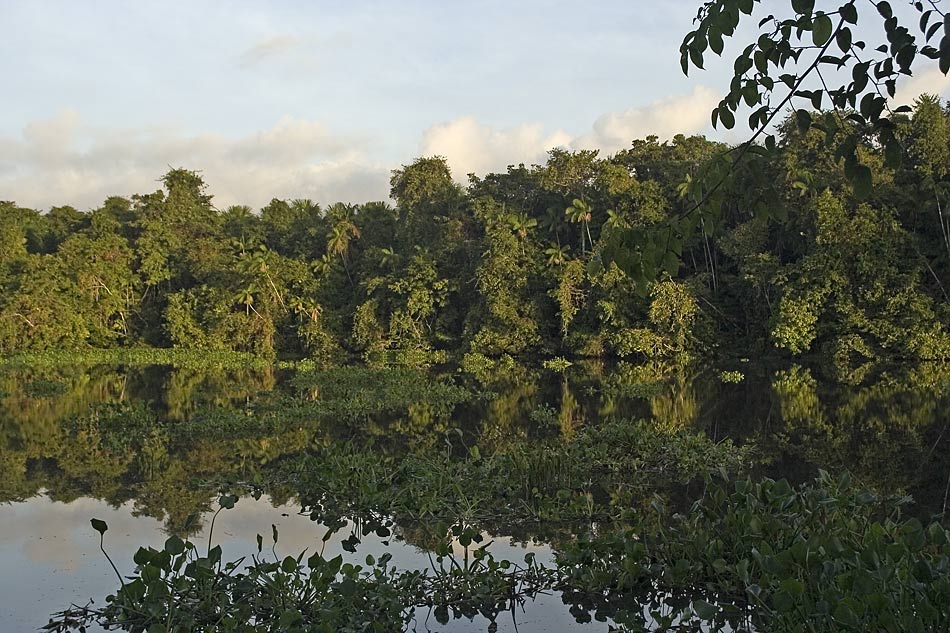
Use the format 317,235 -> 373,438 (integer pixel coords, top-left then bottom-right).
1,359 -> 948,630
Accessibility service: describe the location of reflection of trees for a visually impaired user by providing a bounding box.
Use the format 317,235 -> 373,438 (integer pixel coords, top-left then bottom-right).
558,377 -> 582,440
770,363 -> 950,512
0,363 -> 290,532
0,366 -> 128,450
4,359 -> 948,546
649,368 -> 700,432
164,365 -> 276,421
472,362 -> 539,452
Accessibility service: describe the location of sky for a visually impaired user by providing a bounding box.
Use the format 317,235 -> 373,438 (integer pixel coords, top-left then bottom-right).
1,0 -> 948,211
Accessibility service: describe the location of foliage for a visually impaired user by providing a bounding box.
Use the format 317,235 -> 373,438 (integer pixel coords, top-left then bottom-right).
559,472 -> 950,632
682,0 -> 950,198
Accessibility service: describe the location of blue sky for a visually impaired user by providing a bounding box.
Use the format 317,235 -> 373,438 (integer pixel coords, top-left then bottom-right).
1,0 -> 947,210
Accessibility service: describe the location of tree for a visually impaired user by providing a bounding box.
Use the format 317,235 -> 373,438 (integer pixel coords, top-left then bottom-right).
681,0 -> 950,198
565,199 -> 594,255
601,1 -> 950,291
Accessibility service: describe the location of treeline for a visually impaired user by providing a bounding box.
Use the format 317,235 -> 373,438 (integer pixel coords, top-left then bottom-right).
2,98 -> 949,363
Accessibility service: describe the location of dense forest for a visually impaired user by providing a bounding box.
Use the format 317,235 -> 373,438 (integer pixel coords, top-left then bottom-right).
2,98 -> 949,365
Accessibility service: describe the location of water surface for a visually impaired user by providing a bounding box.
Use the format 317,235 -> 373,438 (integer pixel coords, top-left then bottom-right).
1,359 -> 947,630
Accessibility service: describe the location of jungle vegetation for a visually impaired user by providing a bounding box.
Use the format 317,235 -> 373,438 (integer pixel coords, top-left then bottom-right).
2,99 -> 950,366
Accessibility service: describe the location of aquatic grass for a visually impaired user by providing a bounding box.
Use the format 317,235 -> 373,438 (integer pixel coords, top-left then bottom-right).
0,348 -> 274,370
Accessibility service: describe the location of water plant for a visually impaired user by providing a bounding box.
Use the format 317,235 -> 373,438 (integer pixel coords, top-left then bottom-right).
46,472 -> 950,632
45,500 -> 556,633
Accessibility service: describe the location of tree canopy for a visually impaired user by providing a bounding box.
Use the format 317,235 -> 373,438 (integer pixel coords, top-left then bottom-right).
1,105 -> 948,367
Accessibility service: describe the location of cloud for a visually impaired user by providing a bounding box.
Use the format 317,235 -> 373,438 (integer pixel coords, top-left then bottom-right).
419,116 -> 572,179
894,66 -> 950,106
574,86 -> 719,152
0,111 -> 392,210
238,35 -> 301,69
417,86 -> 718,182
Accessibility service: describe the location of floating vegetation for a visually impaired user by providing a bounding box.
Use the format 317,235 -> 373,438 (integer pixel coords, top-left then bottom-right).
542,356 -> 573,371
719,370 -> 745,383
0,348 -> 273,370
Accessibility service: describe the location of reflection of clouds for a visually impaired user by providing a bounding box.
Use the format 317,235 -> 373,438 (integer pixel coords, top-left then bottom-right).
12,496 -> 166,572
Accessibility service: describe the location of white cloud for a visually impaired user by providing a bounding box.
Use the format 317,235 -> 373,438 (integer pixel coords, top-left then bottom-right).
20,79 -> 905,211
420,116 -> 573,179
0,111 -> 391,210
417,86 -> 718,182
894,66 -> 950,106
574,86 -> 719,152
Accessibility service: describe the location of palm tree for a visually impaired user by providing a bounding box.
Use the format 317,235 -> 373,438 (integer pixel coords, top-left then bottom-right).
507,212 -> 537,256
234,283 -> 259,316
544,242 -> 571,267
239,246 -> 284,308
290,296 -> 321,323
378,246 -> 398,269
565,199 -> 594,255
327,219 -> 361,282
311,254 -> 333,278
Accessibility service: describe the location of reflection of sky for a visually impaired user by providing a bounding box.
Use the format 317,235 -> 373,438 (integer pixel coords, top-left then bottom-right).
1,494 -> 602,632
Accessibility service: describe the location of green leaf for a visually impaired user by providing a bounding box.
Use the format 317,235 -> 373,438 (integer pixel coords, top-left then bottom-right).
795,109 -> 812,133
812,14 -> 833,46
940,35 -> 950,75
693,599 -> 718,620
780,578 -> 805,596
164,535 -> 185,556
791,0 -> 814,15
278,609 -> 303,626
840,2 -> 857,24
690,43 -> 705,70
850,164 -> 873,199
133,547 -> 153,566
281,555 -> 297,573
709,28 -> 724,55
719,107 -> 736,129
836,27 -> 852,53
773,589 -> 796,612
91,518 -> 108,534
833,602 -> 859,627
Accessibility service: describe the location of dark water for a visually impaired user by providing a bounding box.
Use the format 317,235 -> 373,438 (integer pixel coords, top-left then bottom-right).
1,359 -> 948,630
